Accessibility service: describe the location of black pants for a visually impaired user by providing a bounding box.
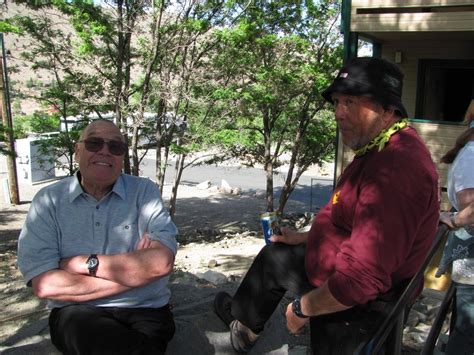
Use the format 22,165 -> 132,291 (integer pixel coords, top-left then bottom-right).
49,304 -> 175,355
231,243 -> 314,333
230,243 -> 387,354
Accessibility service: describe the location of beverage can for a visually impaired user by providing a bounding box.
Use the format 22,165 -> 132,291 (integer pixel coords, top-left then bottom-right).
260,212 -> 281,245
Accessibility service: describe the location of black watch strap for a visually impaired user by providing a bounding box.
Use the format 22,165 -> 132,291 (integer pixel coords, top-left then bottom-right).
292,295 -> 309,318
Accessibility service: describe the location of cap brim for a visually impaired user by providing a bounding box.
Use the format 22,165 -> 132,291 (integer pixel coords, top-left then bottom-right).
321,78 -> 373,104
321,79 -> 408,118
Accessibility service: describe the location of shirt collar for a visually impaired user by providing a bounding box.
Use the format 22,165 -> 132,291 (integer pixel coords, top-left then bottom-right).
68,172 -> 84,202
68,171 -> 126,202
112,174 -> 126,200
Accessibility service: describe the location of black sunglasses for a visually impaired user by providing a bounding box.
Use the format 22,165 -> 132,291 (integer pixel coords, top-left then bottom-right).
79,137 -> 128,156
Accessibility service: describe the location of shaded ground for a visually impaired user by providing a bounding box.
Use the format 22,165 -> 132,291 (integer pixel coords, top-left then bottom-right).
0,171 -> 317,354
0,160 -> 451,354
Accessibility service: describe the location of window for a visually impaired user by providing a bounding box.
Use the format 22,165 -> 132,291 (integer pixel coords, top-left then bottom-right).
416,59 -> 474,123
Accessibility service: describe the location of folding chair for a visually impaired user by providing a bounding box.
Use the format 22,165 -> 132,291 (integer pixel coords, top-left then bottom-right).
309,223 -> 450,355
421,282 -> 455,355
354,223 -> 450,355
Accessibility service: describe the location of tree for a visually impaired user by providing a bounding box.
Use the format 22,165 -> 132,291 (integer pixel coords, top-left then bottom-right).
0,123 -> 12,155
14,112 -> 59,138
203,0 -> 342,213
6,0 -> 148,174
6,1 -> 231,194
4,0 -> 342,217
129,0 -> 239,216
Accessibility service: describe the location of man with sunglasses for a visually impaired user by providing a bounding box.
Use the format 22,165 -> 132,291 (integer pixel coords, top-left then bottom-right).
17,119 -> 178,354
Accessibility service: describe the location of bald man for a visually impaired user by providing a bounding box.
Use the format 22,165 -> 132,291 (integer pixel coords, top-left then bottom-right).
18,120 -> 178,354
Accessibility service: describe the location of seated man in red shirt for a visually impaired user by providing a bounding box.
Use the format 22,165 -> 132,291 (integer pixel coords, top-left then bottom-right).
214,57 -> 440,353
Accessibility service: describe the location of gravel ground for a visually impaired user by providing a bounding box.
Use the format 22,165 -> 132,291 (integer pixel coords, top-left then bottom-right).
0,156 -> 451,354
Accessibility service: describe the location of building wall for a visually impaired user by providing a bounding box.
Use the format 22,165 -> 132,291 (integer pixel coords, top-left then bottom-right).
351,0 -> 474,33
353,0 -> 473,6
410,121 -> 466,210
381,41 -> 474,119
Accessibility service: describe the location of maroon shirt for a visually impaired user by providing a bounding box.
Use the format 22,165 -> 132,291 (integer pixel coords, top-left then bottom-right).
305,127 -> 440,306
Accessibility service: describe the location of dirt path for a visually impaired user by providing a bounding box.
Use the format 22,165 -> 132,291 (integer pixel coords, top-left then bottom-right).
0,160 -> 448,354
0,173 -> 292,348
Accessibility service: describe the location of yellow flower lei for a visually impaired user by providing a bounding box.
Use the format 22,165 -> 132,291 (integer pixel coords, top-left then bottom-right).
354,118 -> 409,157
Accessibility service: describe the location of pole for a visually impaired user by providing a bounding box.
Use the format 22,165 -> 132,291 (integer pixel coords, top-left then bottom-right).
0,33 -> 20,204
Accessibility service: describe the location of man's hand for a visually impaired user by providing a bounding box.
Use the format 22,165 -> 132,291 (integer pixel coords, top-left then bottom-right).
440,211 -> 456,229
285,302 -> 309,334
135,233 -> 154,250
270,227 -> 308,245
59,255 -> 89,275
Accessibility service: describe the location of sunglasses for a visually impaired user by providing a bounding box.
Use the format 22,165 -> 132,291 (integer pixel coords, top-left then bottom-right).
79,137 -> 128,156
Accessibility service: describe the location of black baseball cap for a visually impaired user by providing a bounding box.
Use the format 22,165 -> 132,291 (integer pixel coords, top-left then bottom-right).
321,57 -> 408,118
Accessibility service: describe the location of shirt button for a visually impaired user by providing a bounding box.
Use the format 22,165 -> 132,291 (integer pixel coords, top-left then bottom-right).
96,206 -> 99,210
95,222 -> 100,227
125,225 -> 130,230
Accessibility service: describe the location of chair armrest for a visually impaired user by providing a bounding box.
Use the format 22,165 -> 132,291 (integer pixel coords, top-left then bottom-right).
354,223 -> 450,355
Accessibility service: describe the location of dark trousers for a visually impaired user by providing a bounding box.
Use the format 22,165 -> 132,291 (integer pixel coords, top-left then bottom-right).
231,243 -> 314,333
230,243 -> 387,354
49,304 -> 175,355
446,283 -> 474,355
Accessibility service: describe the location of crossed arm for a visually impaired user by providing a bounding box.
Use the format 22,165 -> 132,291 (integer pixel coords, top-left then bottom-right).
31,234 -> 174,303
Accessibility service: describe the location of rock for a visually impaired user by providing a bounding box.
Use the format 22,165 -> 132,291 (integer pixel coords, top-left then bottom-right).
414,323 -> 433,334
254,191 -> 265,199
195,270 -> 228,285
227,275 -> 239,282
406,331 -> 426,345
208,259 -> 218,268
220,179 -> 232,194
289,345 -> 310,355
209,185 -> 220,193
196,228 -> 219,237
406,312 -> 420,327
170,273 -> 199,287
232,187 -> 242,195
427,305 -> 441,318
196,180 -> 211,190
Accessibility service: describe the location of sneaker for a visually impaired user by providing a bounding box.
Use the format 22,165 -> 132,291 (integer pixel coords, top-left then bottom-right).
230,320 -> 260,353
214,291 -> 235,327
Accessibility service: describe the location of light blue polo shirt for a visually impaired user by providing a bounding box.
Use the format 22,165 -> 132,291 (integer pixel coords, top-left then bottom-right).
17,173 -> 178,309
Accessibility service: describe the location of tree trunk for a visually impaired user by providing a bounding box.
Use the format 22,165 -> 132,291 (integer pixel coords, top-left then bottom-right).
277,167 -> 306,215
263,111 -> 274,212
169,152 -> 186,217
66,131 -> 75,175
131,124 -> 140,176
0,55 -> 19,204
155,119 -> 164,193
278,121 -> 304,214
60,102 -> 75,176
277,99 -> 312,214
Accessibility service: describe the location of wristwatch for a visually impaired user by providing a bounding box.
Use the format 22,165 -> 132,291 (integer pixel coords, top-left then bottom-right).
292,295 -> 309,318
450,212 -> 460,230
86,254 -> 99,277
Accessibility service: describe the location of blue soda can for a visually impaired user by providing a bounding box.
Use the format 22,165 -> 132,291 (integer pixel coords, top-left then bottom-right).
260,212 -> 281,245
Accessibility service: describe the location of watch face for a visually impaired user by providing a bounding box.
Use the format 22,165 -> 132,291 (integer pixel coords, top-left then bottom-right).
87,258 -> 98,268
86,255 -> 99,276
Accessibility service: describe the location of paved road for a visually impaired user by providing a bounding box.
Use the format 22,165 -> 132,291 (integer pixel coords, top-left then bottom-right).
140,157 -> 334,213
1,152 -> 334,213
